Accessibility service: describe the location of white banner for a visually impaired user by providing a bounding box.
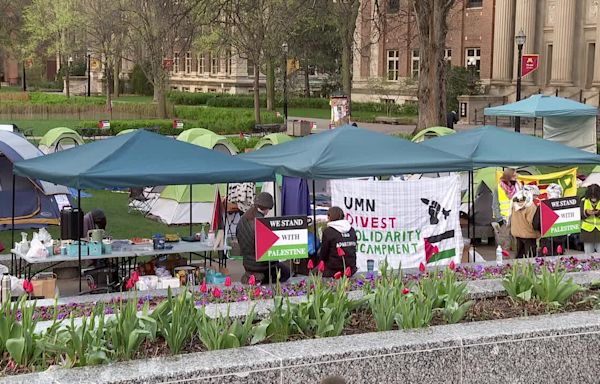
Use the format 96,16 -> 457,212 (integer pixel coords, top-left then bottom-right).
331,175 -> 463,271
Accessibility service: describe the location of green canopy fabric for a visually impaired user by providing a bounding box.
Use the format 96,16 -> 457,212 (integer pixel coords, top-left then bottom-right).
176,128 -> 216,143
38,127 -> 84,147
255,133 -> 294,149
14,129 -> 275,189
422,125 -> 600,168
411,127 -> 455,143
484,95 -> 597,117
241,125 -> 471,178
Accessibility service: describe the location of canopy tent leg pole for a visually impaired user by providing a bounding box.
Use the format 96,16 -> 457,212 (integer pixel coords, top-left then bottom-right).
269,178 -> 277,286
312,179 -> 317,237
467,171 -> 472,241
223,183 -> 230,268
471,170 -> 476,263
11,173 -> 15,276
78,189 -> 82,292
534,118 -> 537,137
189,184 -> 193,266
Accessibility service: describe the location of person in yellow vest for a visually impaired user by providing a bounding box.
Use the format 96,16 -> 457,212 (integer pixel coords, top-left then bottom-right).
581,184 -> 600,254
493,168 -> 522,224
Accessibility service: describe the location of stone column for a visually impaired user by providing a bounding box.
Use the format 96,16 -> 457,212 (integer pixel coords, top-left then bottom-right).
551,0 -> 576,85
513,0 -> 537,83
593,3 -> 600,85
492,0 -> 516,83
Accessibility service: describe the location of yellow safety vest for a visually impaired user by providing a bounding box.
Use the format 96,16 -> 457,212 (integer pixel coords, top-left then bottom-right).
581,199 -> 600,232
497,185 -> 512,220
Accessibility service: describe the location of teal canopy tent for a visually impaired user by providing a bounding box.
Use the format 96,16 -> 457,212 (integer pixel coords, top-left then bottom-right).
13,130 -> 275,189
421,125 -> 600,168
240,125 -> 471,178
484,95 -> 598,152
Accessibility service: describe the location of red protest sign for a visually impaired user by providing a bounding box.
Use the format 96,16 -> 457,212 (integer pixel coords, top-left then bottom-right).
522,54 -> 539,77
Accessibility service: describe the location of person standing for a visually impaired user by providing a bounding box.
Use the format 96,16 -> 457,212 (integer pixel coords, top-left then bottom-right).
83,208 -> 107,236
236,192 -> 290,284
446,110 -> 458,129
581,184 -> 600,254
493,168 -> 522,224
318,206 -> 358,277
509,191 -> 539,258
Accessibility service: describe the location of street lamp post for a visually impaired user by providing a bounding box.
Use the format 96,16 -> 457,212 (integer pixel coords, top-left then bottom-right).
282,42 -> 289,125
87,49 -> 91,97
515,29 -> 526,133
22,61 -> 27,92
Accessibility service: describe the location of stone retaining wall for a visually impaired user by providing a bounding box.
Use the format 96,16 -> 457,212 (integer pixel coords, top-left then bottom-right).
5,310 -> 600,383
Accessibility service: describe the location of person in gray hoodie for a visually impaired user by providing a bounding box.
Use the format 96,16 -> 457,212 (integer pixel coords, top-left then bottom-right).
318,206 -> 357,277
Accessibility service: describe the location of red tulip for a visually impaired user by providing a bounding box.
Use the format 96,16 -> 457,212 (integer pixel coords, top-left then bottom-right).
402,287 -> 410,295
334,271 -> 342,280
224,276 -> 232,287
125,278 -> 134,290
212,287 -> 221,298
317,260 -> 325,273
248,274 -> 256,286
344,266 -> 352,277
200,279 -> 208,293
131,271 -> 139,283
557,245 -> 564,255
337,247 -> 345,257
307,259 -> 314,270
449,260 -> 456,271
254,287 -> 261,297
502,250 -> 510,258
8,360 -> 14,370
419,262 -> 426,273
542,246 -> 548,256
22,280 -> 33,294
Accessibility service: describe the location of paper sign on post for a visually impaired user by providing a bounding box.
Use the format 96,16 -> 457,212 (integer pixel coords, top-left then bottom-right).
255,216 -> 308,262
540,197 -> 581,238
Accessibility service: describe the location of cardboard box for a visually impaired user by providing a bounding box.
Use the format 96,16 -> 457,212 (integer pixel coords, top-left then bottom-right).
32,273 -> 57,298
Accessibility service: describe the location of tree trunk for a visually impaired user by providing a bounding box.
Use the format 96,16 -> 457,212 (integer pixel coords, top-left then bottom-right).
341,42 -> 351,101
266,59 -> 275,111
65,60 -> 71,98
412,0 -> 454,131
105,62 -> 112,110
304,63 -> 310,97
253,62 -> 262,125
113,56 -> 120,98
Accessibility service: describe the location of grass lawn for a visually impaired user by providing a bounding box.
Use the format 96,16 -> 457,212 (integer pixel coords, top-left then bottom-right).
0,119 -> 81,137
0,86 -> 22,93
285,107 -> 417,123
0,190 -> 207,251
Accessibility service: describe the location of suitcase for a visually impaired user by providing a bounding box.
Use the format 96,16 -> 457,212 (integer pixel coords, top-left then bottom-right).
60,208 -> 84,240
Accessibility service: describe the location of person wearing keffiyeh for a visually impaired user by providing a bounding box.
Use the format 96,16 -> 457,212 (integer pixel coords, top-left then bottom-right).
509,190 -> 539,258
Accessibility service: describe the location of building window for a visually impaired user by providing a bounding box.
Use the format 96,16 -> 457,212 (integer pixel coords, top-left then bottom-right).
465,48 -> 481,73
197,53 -> 205,73
225,50 -> 232,75
466,0 -> 483,8
387,0 -> 400,13
444,49 -> 452,63
387,50 -> 399,80
182,87 -> 189,92
247,59 -> 255,77
411,49 -> 420,78
184,52 -> 192,74
173,52 -> 180,73
210,52 -> 219,75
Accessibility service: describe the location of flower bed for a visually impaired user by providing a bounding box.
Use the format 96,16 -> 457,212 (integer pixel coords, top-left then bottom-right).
28,256 -> 600,322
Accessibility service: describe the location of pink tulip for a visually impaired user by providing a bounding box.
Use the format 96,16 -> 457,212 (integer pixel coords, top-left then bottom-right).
200,279 -> 208,293
212,287 -> 221,298
419,262 -> 426,273
307,259 -> 314,269
317,260 -> 325,273
334,271 -> 342,280
557,245 -> 564,255
337,247 -> 345,257
449,260 -> 456,271
248,274 -> 256,286
345,266 -> 352,277
224,276 -> 232,287
402,287 -> 410,295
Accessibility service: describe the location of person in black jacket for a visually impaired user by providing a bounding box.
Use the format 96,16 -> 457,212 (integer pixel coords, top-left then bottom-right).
236,192 -> 290,284
319,206 -> 358,278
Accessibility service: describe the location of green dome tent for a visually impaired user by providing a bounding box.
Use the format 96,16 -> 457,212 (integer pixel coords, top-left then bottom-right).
176,128 -> 216,143
38,127 -> 84,154
149,130 -> 229,225
411,126 -> 455,143
116,129 -> 137,136
254,133 -> 293,149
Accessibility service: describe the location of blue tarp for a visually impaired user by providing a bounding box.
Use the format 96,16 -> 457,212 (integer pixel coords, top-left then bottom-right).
241,125 -> 471,178
421,125 -> 600,168
484,95 -> 598,117
13,130 -> 275,189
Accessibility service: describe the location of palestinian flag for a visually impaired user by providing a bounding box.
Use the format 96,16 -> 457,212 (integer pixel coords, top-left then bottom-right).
424,230 -> 456,264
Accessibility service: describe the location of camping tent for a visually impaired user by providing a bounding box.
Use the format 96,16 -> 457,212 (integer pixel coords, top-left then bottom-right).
484,95 -> 598,152
149,132 -> 236,224
38,127 -> 84,154
255,133 -> 293,149
0,131 -> 70,230
176,128 -> 216,143
116,129 -> 137,136
411,127 -> 455,143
